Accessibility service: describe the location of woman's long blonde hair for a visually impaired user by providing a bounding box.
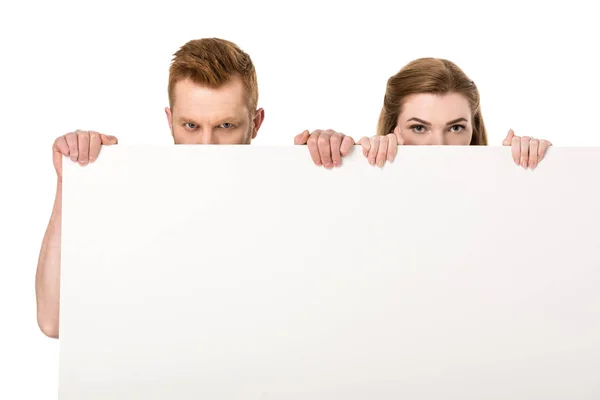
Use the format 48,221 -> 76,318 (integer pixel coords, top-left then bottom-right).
377,58 -> 487,145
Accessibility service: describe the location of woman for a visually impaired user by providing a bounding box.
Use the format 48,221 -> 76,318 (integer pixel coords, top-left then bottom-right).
360,57 -> 551,169
295,58 -> 551,170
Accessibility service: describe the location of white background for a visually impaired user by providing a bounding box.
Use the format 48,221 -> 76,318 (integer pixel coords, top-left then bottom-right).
1,0 -> 599,398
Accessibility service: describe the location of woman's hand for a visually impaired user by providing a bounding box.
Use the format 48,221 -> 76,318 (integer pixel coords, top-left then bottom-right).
358,127 -> 404,168
503,129 -> 552,169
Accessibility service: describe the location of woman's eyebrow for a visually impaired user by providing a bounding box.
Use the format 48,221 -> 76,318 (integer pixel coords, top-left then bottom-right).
406,117 -> 468,125
407,117 -> 431,125
445,118 -> 468,125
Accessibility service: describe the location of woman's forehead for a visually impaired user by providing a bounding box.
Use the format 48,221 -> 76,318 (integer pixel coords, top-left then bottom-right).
399,93 -> 472,123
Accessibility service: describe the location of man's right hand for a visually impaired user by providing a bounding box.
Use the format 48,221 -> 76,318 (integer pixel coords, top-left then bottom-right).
53,130 -> 118,179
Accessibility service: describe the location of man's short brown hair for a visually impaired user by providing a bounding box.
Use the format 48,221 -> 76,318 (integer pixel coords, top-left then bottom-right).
168,38 -> 258,112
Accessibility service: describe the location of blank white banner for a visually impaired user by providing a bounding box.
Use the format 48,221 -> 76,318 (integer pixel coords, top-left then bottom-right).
59,145 -> 600,399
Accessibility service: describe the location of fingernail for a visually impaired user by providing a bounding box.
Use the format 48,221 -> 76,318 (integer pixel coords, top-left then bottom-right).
529,161 -> 534,169
333,161 -> 341,167
521,160 -> 526,168
369,158 -> 375,165
325,163 -> 333,169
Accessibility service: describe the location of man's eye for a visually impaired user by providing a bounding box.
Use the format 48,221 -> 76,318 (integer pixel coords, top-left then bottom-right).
219,123 -> 234,129
184,123 -> 197,129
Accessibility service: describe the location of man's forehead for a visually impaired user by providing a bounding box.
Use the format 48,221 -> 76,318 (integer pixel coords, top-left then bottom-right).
172,78 -> 249,119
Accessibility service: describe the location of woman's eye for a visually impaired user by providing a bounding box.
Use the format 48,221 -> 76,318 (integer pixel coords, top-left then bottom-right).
450,125 -> 465,133
411,125 -> 426,133
184,123 -> 197,129
219,123 -> 234,129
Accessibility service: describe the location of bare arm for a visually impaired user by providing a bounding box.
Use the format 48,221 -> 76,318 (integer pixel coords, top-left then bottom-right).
35,179 -> 62,338
35,130 -> 118,339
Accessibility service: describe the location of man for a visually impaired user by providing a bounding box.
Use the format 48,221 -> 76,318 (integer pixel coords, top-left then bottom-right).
35,37 -> 354,339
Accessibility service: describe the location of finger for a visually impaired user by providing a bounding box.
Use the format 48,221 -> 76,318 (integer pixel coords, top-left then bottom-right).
358,137 -> 371,158
387,133 -> 398,162
538,140 -> 551,163
318,131 -> 334,169
306,131 -> 322,166
77,131 -> 91,165
511,135 -> 520,166
65,132 -> 79,162
294,130 -> 310,145
376,136 -> 389,167
520,136 -> 531,169
528,139 -> 539,169
89,131 -> 102,163
330,133 -> 343,167
340,135 -> 355,156
368,136 -> 380,166
503,129 -> 515,146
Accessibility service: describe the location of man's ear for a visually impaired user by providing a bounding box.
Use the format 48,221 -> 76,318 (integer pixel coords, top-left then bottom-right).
165,107 -> 174,136
251,108 -> 265,139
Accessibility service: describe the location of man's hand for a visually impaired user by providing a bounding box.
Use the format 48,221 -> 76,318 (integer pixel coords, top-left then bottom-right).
53,130 -> 118,179
294,129 -> 355,169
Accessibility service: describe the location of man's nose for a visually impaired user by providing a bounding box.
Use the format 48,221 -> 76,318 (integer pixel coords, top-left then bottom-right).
198,130 -> 218,144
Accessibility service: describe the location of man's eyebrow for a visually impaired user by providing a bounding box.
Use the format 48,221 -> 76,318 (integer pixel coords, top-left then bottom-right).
215,117 -> 241,125
445,118 -> 468,125
176,116 -> 197,123
407,117 -> 431,125
176,116 -> 241,124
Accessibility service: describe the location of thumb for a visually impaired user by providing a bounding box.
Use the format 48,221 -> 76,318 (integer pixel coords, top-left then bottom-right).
100,134 -> 118,145
502,129 -> 515,146
358,137 -> 371,157
52,146 -> 64,180
393,126 -> 405,145
294,130 -> 310,145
